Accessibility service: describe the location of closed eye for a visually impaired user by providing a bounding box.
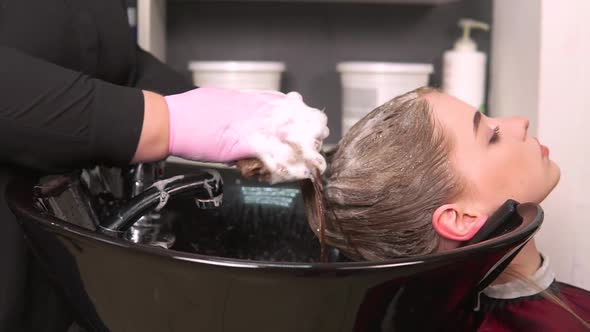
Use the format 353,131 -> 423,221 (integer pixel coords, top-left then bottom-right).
489,126 -> 501,144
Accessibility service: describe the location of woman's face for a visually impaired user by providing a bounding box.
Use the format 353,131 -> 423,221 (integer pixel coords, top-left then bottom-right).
426,92 -> 560,214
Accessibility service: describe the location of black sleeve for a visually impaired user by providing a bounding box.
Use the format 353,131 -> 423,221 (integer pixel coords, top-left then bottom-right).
132,47 -> 194,95
0,46 -> 144,172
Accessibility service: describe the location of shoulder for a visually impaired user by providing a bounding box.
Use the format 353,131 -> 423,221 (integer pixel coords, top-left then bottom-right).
476,253 -> 590,331
477,284 -> 590,331
554,281 -> 590,317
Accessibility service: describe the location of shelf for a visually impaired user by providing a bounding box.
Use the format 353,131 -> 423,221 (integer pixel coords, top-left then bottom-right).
137,0 -> 460,60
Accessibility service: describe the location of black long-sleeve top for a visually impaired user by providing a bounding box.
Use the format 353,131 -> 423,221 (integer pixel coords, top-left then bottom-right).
0,0 -> 193,172
0,1 -> 193,330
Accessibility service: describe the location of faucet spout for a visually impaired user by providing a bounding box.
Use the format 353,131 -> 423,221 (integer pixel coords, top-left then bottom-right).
99,169 -> 223,235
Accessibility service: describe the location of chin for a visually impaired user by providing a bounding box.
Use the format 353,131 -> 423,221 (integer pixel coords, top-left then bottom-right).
549,161 -> 561,188
537,162 -> 561,203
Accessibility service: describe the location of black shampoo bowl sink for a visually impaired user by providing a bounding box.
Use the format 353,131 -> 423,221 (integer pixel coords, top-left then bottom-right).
6,163 -> 543,332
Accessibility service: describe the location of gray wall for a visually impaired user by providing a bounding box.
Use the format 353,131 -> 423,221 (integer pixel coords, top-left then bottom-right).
166,0 -> 492,143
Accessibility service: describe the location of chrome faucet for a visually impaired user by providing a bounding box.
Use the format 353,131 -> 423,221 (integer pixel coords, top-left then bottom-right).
123,162 -> 172,247
99,169 -> 223,247
36,165 -> 223,250
125,162 -> 165,198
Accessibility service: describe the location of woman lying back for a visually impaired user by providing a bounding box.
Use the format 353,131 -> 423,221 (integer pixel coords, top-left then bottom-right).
319,87 -> 590,331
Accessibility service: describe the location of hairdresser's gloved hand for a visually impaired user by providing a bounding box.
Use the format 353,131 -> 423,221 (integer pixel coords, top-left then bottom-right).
165,87 -> 329,182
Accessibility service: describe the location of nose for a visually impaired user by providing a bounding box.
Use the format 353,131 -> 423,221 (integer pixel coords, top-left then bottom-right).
504,116 -> 529,141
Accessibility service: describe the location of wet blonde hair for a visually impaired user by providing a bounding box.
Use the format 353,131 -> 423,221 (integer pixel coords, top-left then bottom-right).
321,87 -> 465,260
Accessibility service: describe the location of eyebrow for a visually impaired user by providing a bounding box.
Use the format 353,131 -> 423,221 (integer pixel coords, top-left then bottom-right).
473,111 -> 481,137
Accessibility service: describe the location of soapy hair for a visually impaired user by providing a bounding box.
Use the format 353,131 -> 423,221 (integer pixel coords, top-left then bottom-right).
318,87 -> 464,260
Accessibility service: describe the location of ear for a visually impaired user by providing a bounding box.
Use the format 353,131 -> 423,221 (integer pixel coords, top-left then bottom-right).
432,204 -> 488,242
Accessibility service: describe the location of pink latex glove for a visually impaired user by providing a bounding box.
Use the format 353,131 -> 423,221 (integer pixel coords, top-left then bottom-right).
165,87 -> 329,183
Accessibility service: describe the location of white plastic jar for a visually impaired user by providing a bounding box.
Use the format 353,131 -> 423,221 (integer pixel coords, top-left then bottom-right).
337,61 -> 433,134
188,61 -> 286,91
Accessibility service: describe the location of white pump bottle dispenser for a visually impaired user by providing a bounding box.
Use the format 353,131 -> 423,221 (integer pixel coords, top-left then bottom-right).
442,18 -> 490,111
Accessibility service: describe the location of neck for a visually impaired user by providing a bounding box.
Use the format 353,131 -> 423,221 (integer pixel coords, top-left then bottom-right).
492,239 -> 542,285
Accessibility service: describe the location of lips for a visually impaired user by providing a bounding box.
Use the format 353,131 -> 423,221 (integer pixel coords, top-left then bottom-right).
534,137 -> 549,158
540,144 -> 549,158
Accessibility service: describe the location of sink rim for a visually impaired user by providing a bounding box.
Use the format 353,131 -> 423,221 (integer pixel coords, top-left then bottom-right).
6,173 -> 543,272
